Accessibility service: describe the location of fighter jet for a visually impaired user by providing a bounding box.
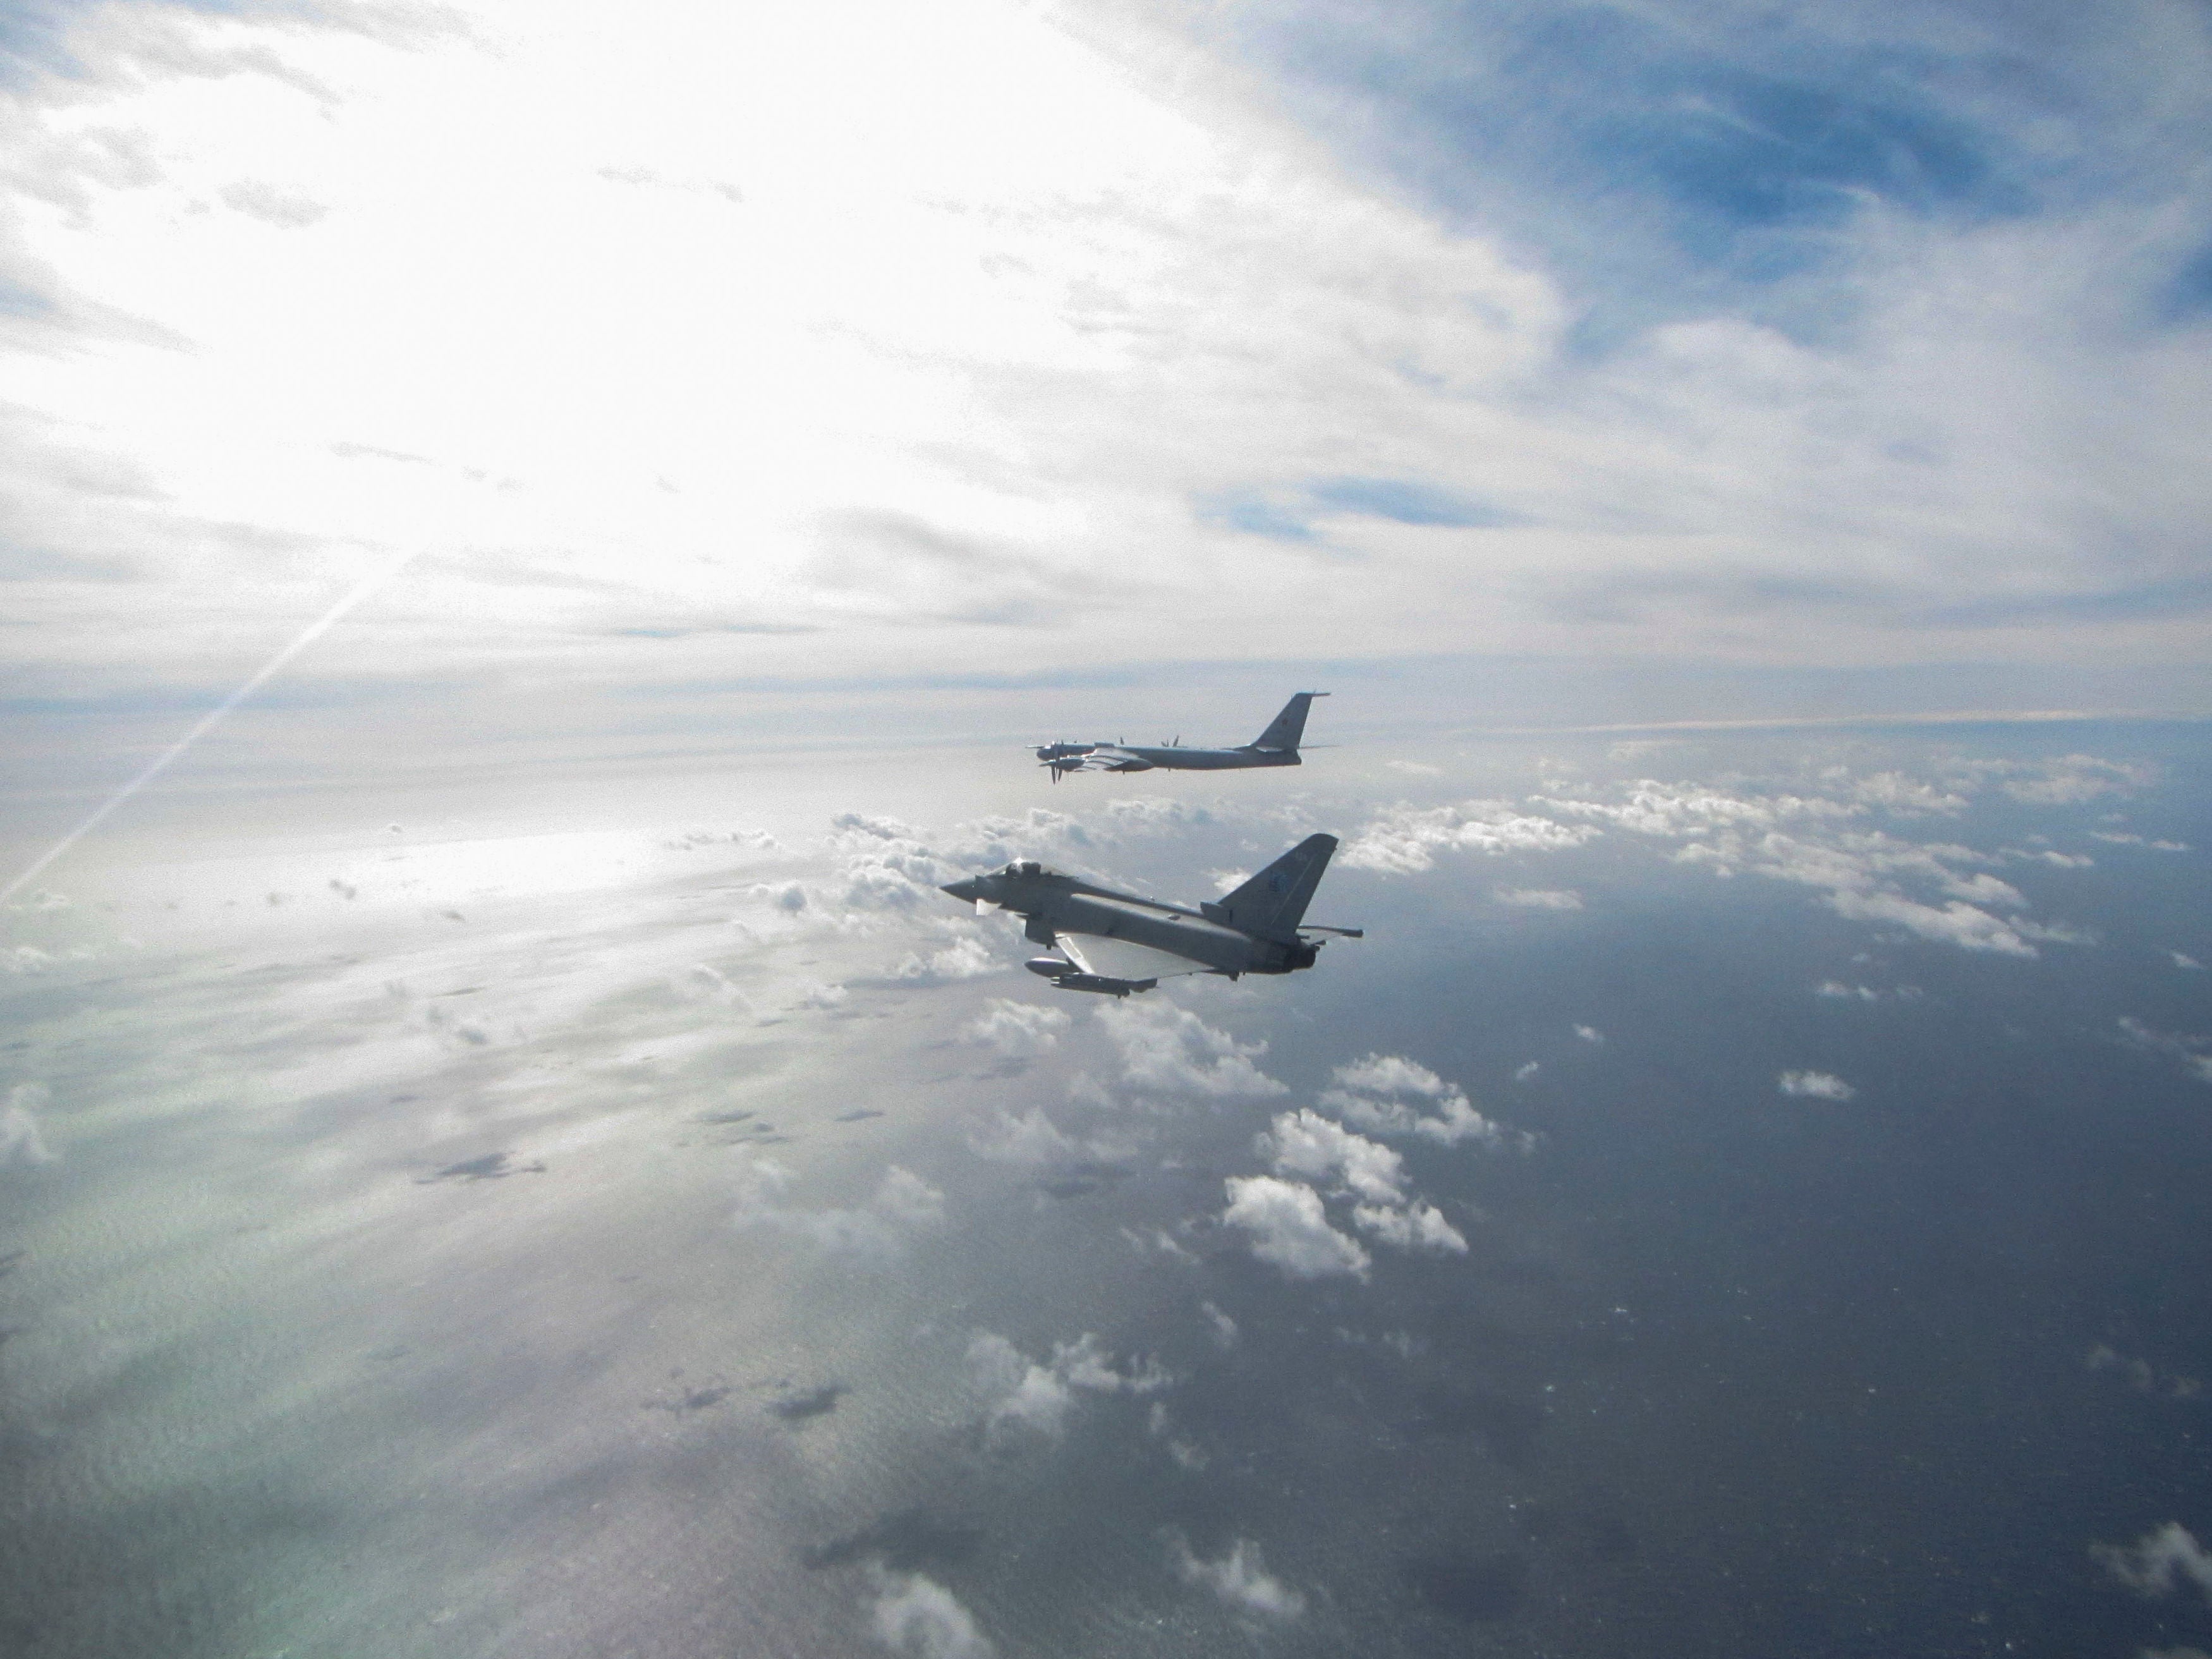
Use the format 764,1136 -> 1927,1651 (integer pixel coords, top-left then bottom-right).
939,833 -> 1361,996
1035,693 -> 1327,782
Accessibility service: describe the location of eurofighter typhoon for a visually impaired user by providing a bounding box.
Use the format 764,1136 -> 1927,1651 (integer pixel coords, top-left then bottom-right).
939,834 -> 1361,996
1035,693 -> 1325,782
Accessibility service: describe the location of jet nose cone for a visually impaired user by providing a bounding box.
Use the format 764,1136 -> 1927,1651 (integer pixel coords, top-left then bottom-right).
941,877 -> 983,902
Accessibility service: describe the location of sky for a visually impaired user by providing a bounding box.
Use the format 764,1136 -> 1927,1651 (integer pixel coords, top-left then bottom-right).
5,6 -> 2212,1656
3,0 -> 2212,848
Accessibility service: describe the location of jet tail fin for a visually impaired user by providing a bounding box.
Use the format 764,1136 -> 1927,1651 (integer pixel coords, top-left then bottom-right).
1212,834 -> 1337,941
1249,691 -> 1325,752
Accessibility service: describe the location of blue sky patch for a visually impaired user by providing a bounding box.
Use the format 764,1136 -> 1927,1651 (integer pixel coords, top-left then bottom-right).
1226,0 -> 2179,337
1308,477 -> 1517,528
1201,477 -> 1519,540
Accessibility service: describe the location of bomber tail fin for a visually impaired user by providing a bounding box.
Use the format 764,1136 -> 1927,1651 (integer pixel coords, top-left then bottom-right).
1210,834 -> 1337,941
1249,691 -> 1325,753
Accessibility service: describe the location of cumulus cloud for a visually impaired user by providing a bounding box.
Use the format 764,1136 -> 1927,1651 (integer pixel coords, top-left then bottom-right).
1778,1071 -> 1856,1100
1344,801 -> 1597,874
1494,886 -> 1581,909
892,934 -> 1000,984
1167,1535 -> 1306,1625
1105,797 -> 1213,832
2094,1522 -> 2212,1603
1220,1176 -> 1370,1280
866,1565 -> 994,1659
967,1107 -> 1067,1165
968,1334 -> 1076,1447
2094,832 -> 2192,851
1352,1200 -> 1468,1254
1096,1002 -> 1286,1098
968,1330 -> 1168,1449
1200,1300 -> 1239,1349
1994,756 -> 2156,806
1847,772 -> 1967,817
961,999 -> 1070,1059
0,1083 -> 58,1166
733,1161 -> 945,1259
1259,1108 -> 1405,1203
2175,953 -> 2205,971
1320,1054 -> 1528,1148
1538,775 -> 2099,957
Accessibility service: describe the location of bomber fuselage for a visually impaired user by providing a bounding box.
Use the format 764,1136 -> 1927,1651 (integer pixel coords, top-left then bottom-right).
1078,744 -> 1299,774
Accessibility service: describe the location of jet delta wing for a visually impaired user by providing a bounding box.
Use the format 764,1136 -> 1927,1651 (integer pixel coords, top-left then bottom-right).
939,834 -> 1361,996
1035,693 -> 1327,782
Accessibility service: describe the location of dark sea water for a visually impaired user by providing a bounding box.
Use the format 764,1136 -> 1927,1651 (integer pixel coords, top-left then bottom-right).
2,722 -> 2208,1656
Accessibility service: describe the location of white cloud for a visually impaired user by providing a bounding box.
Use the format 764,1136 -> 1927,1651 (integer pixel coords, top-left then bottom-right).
2119,1018 -> 2212,1085
0,1082 -> 58,1166
1,0 -> 2209,767
966,1107 -> 1082,1165
1574,1024 -> 1604,1043
1096,1002 -> 1285,1098
2175,952 -> 2204,971
1352,1200 -> 1467,1254
960,999 -> 1070,1059
1120,1225 -> 1198,1265
1320,1053 -> 1527,1148
892,933 -> 1000,984
1494,886 -> 1581,909
1220,1176 -> 1369,1280
1200,1299 -> 1238,1349
1996,756 -> 2156,805
1168,1535 -> 1305,1625
1330,1053 -> 1452,1098
1259,1108 -> 1405,1203
732,1160 -> 945,1258
1849,772 -> 1966,816
2093,832 -> 2192,852
1778,1071 -> 1856,1100
1050,1331 -> 1170,1395
867,1565 -> 994,1659
968,1334 -> 1075,1447
1514,1060 -> 1539,1081
1105,797 -> 1213,832
1817,980 -> 1880,1000
968,1329 -> 1168,1448
2094,1522 -> 2212,1603
1539,775 -> 2104,957
1824,888 -> 2038,956
1344,801 -> 1597,874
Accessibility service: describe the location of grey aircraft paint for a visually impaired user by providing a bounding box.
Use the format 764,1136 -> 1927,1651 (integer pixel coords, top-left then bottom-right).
939,832 -> 1361,995
1036,692 -> 1325,780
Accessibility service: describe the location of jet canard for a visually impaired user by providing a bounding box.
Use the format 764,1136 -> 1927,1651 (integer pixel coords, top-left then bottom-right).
1036,693 -> 1325,782
939,834 -> 1362,996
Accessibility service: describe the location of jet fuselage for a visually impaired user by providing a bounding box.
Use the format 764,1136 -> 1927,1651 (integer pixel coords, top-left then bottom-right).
938,863 -> 1316,976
